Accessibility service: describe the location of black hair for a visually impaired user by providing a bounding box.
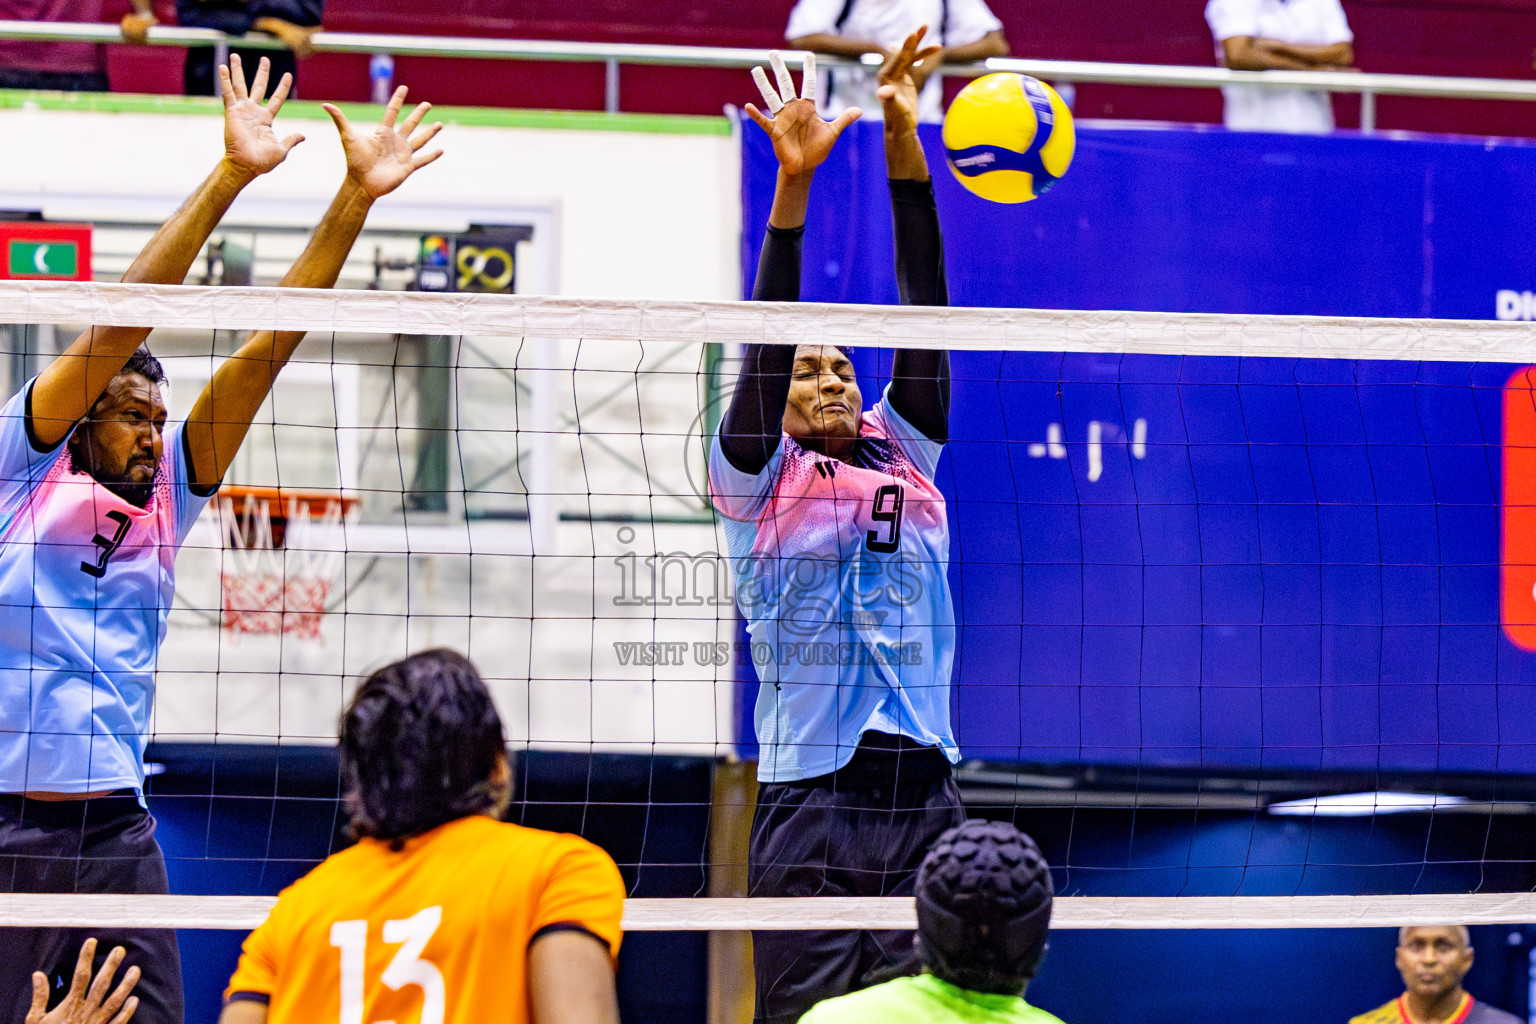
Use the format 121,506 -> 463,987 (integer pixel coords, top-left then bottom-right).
120,347 -> 166,387
340,648 -> 508,847
915,819 -> 1054,995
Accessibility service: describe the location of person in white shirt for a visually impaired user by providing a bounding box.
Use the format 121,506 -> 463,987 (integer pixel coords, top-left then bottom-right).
786,0 -> 1008,122
1205,0 -> 1354,133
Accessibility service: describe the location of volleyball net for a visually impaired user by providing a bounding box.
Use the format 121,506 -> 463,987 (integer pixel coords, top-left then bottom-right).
4,281 -> 1536,936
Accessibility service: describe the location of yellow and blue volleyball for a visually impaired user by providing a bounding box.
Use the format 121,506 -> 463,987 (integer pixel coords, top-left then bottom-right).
943,73 -> 1076,203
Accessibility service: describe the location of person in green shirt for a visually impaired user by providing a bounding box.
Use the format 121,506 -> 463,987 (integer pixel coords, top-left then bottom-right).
800,819 -> 1067,1024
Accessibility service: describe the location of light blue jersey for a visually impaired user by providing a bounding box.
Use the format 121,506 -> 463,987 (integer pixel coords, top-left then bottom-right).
0,379 -> 210,794
709,389 -> 959,783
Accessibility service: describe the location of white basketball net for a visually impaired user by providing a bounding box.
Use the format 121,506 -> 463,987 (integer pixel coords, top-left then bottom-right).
217,491 -> 355,641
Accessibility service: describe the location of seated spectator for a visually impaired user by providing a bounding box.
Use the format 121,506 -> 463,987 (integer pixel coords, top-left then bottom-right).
0,0 -> 154,91
1349,926 -> 1520,1024
1205,0 -> 1354,133
177,0 -> 321,96
786,0 -> 1007,122
28,937 -> 141,1024
799,819 -> 1067,1024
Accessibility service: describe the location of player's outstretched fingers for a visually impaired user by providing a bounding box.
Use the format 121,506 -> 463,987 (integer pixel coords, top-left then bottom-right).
801,52 -> 817,102
321,101 -> 352,136
108,995 -> 139,1024
25,972 -> 48,1024
81,944 -> 127,1017
66,937 -> 99,1005
410,121 -> 444,152
381,85 -> 408,128
743,102 -> 775,134
217,62 -> 236,105
228,52 -> 248,99
751,66 -> 784,115
412,142 -> 444,170
248,55 -> 271,104
400,100 -> 432,137
828,106 -> 862,134
770,49 -> 796,104
94,955 -> 141,1024
266,70 -> 294,111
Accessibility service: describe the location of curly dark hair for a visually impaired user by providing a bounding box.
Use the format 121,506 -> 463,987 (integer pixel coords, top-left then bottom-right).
340,649 -> 509,847
915,819 -> 1054,995
119,347 -> 166,386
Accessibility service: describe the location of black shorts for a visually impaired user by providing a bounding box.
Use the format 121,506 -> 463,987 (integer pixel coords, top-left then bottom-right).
0,794 -> 183,1024
748,775 -> 966,1024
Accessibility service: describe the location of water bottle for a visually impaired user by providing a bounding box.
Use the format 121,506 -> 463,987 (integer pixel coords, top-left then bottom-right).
369,53 -> 394,105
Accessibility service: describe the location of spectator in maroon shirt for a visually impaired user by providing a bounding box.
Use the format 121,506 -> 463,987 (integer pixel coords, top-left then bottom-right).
0,0 -> 153,90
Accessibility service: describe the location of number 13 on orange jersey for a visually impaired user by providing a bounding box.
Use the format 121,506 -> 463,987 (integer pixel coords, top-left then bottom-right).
330,907 -> 446,1024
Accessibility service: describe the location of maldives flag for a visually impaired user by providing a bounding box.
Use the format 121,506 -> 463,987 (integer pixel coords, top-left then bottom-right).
0,223 -> 92,281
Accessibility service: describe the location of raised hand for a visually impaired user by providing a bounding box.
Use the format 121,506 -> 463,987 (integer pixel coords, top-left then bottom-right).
27,938 -> 141,1024
322,86 -> 445,200
221,53 -> 304,177
745,51 -> 860,177
877,27 -> 943,138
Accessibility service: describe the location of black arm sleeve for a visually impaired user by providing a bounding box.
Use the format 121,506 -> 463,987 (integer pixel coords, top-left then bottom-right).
887,178 -> 951,443
716,225 -> 804,474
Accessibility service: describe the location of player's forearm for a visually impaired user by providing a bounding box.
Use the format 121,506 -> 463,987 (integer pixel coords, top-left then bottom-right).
944,31 -> 1009,63
123,160 -> 255,287
768,169 -> 815,230
186,183 -> 374,486
788,33 -> 885,60
888,178 -> 949,440
884,126 -> 929,182
890,179 -> 945,306
1265,39 -> 1353,66
31,160 -> 256,447
719,343 -> 794,471
1220,36 -> 1315,71
721,223 -> 801,472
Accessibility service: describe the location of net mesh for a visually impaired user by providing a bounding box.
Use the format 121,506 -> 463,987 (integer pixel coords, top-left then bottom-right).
3,283 -> 1535,936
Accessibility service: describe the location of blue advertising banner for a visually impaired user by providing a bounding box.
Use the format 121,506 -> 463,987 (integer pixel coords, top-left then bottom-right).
736,120 -> 1536,774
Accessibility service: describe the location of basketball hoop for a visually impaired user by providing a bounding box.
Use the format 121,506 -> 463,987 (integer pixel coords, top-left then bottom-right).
217,485 -> 361,641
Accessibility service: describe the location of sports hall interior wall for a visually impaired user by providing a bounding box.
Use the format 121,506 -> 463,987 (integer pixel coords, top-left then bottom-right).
3,65 -> 1534,1024
98,0 -> 1536,136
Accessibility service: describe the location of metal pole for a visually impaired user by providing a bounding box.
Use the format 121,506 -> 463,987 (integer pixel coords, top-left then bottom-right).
605,58 -> 620,113
212,38 -> 229,97
1360,89 -> 1376,134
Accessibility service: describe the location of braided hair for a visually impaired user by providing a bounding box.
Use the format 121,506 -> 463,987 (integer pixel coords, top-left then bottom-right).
915,819 -> 1054,995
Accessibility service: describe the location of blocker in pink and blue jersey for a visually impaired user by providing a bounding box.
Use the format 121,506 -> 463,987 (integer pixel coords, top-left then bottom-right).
709,387 -> 959,783
0,379 -> 210,795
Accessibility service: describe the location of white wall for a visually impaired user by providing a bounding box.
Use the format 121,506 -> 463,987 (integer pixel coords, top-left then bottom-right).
0,101 -> 741,300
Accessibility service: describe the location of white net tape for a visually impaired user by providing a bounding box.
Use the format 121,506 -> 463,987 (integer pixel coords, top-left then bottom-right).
4,894 -> 1536,931
1,280 -> 1533,361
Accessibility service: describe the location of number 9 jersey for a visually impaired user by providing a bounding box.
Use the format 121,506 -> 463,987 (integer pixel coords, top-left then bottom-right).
709,388 -> 960,785
224,816 -> 625,1024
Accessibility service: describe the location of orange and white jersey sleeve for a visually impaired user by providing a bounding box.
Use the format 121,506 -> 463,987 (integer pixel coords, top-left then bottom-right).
225,897 -> 285,1006
525,835 -> 626,960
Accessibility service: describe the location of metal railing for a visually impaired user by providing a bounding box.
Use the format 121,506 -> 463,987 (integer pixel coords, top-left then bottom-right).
4,20 -> 1536,131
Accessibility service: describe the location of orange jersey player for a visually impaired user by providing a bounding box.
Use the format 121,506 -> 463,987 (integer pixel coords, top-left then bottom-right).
218,649 -> 625,1024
